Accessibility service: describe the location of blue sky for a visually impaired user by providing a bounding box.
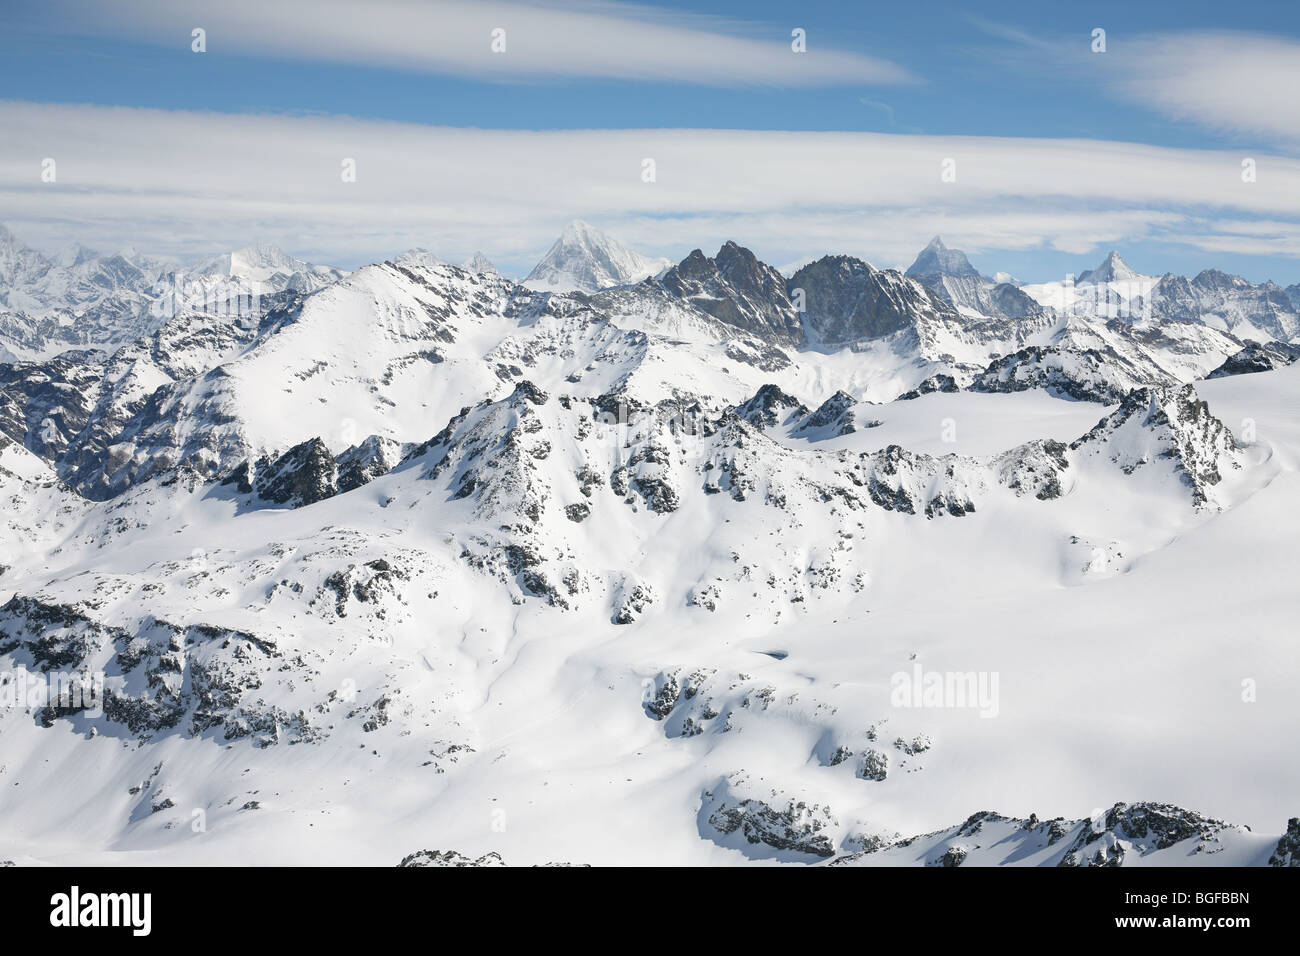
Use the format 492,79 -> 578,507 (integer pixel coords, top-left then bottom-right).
3,0 -> 1300,283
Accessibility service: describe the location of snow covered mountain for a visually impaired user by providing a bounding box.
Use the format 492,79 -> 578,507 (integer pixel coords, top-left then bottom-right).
1,228 -> 1298,866
463,252 -> 500,276
794,253 -> 956,345
1146,269 -> 1300,342
0,225 -> 345,362
0,225 -> 69,295
1077,250 -> 1142,285
191,241 -> 344,294
828,804 -> 1294,867
905,237 -> 1044,322
522,220 -> 672,293
0,226 -> 175,321
1019,249 -> 1300,346
906,235 -> 982,280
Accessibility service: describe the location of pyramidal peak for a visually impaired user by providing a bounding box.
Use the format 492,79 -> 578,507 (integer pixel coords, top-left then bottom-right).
905,235 -> 980,279
1078,249 -> 1141,284
522,219 -> 672,294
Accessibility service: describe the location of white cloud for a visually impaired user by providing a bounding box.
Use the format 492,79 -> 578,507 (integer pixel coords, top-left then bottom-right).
2,101 -> 1299,273
1112,33 -> 1300,146
1162,234 -> 1300,259
969,23 -> 1300,148
51,0 -> 913,87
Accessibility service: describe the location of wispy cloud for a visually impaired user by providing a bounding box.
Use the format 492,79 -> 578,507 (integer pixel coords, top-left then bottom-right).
49,0 -> 914,88
1112,32 -> 1300,146
2,101 -> 1298,272
966,22 -> 1300,149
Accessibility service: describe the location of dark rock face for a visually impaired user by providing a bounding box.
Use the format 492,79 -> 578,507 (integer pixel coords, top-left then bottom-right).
1269,818 -> 1300,867
1070,384 -> 1238,506
336,436 -> 403,493
510,379 -> 548,406
857,748 -> 889,781
319,559 -> 408,618
1057,802 -> 1226,868
219,432 -> 401,507
1207,341 -> 1300,379
832,801 -> 1251,867
723,339 -> 791,372
644,674 -> 680,720
397,849 -> 587,867
0,596 -> 304,745
997,439 -> 1069,501
789,254 -> 951,345
398,849 -> 507,867
0,351 -> 105,461
733,384 -> 807,429
897,374 -> 959,401
935,845 -> 968,867
905,236 -> 980,279
796,390 -> 859,437
659,242 -> 803,346
219,460 -> 255,494
970,345 -> 1146,404
255,437 -> 338,507
612,581 -> 654,624
703,783 -> 838,858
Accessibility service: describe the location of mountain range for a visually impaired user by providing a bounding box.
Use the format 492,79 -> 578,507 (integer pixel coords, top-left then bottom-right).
1,218 -> 1298,866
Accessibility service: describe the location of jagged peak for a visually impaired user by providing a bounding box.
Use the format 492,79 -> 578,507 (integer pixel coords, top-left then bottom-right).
523,220 -> 669,293
1078,249 -> 1141,284
905,236 -> 979,279
733,383 -> 808,429
1071,383 -> 1239,506
463,251 -> 499,275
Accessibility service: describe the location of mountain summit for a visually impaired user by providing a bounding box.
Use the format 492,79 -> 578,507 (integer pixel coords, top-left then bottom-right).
463,252 -> 500,276
1077,250 -> 1141,284
195,242 -> 321,281
902,236 -> 1042,322
522,220 -> 672,293
905,236 -> 980,279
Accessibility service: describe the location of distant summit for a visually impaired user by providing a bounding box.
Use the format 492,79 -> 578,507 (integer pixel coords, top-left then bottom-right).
1077,250 -> 1141,284
905,236 -> 980,279
463,252 -> 500,276
194,242 -> 322,282
903,236 -> 1041,322
522,220 -> 672,293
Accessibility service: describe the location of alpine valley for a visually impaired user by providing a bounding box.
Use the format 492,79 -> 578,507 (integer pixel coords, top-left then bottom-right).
1,220 -> 1297,867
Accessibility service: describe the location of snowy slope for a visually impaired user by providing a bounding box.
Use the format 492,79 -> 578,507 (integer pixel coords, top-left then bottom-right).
522,220 -> 672,293
1,231 -> 1298,867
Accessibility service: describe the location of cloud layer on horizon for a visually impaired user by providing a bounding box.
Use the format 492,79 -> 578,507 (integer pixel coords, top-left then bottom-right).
2,100 -> 1299,276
